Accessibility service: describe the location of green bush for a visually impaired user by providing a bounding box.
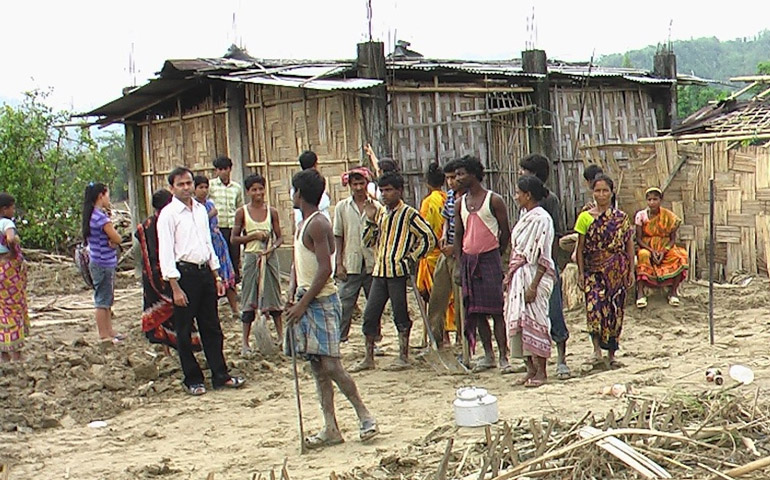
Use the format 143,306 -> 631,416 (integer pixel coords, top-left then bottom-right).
0,90 -> 116,251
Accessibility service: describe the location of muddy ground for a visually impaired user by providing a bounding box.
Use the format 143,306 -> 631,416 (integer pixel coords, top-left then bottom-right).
1,261 -> 769,479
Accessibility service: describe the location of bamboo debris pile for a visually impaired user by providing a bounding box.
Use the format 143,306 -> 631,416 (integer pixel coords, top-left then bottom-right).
332,390 -> 770,480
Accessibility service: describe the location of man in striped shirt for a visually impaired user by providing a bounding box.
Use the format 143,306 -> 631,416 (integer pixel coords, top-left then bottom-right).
351,171 -> 436,372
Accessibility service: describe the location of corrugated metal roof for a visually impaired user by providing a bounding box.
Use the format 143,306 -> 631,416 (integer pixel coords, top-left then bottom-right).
208,74 -> 382,91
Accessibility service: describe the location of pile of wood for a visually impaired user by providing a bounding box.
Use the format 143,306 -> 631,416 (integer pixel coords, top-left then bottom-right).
330,387 -> 770,480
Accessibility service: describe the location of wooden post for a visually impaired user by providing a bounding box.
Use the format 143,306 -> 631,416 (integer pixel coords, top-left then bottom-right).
522,49 -> 556,191
653,46 -> 678,131
709,177 -> 715,345
356,42 -> 390,157
125,123 -> 147,275
226,83 -> 249,188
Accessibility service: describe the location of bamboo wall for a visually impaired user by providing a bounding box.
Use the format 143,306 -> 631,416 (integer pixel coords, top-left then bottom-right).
388,88 -> 529,215
552,86 -> 658,227
139,95 -> 228,209
243,84 -> 363,240
583,140 -> 770,280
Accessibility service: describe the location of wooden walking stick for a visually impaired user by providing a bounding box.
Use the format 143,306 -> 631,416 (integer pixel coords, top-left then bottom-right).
288,326 -> 307,454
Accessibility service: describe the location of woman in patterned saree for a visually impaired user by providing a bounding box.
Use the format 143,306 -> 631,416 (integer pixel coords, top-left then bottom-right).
635,187 -> 688,308
0,193 -> 29,362
575,175 -> 635,368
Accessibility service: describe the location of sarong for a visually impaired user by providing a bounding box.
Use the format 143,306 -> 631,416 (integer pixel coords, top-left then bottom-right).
241,251 -> 283,312
0,254 -> 29,352
284,291 -> 341,359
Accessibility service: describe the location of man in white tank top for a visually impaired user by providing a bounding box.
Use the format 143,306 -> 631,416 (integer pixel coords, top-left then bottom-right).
285,169 -> 378,449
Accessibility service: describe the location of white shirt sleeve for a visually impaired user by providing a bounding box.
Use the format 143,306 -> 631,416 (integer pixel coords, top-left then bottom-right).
157,209 -> 181,280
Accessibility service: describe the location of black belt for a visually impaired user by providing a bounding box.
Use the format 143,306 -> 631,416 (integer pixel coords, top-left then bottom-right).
177,261 -> 208,271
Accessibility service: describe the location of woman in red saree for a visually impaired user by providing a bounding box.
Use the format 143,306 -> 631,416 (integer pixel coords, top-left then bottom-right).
575,175 -> 635,368
635,187 -> 688,308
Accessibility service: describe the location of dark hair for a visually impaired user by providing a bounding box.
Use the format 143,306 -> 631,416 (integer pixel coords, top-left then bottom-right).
443,159 -> 460,174
378,158 -> 399,174
81,182 -> 108,240
151,189 -> 173,211
292,169 -> 325,206
517,175 -> 547,202
244,174 -> 266,190
457,155 -> 484,181
519,153 -> 550,183
168,166 -> 193,186
349,171 -> 367,183
299,150 -> 318,170
0,193 -> 15,209
213,156 -> 233,169
425,163 -> 445,188
583,164 -> 603,182
194,175 -> 209,187
591,174 -> 615,191
377,171 -> 405,190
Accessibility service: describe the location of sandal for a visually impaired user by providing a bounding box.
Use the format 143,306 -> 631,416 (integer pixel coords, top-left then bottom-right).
556,363 -> 572,380
636,297 -> 648,309
214,376 -> 246,390
183,383 -> 207,396
500,364 -> 527,375
359,419 -> 379,442
524,378 -> 546,388
609,360 -> 624,370
668,296 -> 680,307
304,433 -> 344,450
472,360 -> 495,373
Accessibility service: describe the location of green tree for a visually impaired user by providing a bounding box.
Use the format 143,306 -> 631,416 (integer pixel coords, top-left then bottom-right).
621,53 -> 633,68
96,130 -> 128,201
0,90 -> 116,251
677,85 -> 727,119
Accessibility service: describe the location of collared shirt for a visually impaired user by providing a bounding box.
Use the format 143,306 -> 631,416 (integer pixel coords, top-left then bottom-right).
157,196 -> 220,280
362,200 -> 437,278
208,177 -> 243,228
333,196 -> 379,274
441,189 -> 457,245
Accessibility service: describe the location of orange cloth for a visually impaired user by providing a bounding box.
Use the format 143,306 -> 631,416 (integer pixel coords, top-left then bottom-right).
635,207 -> 688,287
416,190 -> 449,327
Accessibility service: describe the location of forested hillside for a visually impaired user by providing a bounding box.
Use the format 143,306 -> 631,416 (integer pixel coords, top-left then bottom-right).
599,30 -> 770,81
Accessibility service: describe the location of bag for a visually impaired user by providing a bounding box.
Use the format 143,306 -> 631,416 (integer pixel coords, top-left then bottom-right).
74,242 -> 94,289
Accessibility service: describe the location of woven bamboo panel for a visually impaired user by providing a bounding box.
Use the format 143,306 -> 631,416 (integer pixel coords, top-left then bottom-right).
389,90 -> 491,207
244,84 -> 361,242
552,86 -> 658,226
583,140 -> 770,279
140,95 -> 227,206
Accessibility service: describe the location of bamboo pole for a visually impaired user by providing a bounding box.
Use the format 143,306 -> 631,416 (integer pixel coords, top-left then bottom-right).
724,455 -> 770,477
709,177 -> 715,345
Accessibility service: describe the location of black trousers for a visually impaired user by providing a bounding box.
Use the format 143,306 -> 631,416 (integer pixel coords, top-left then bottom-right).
362,276 -> 411,338
174,264 -> 230,387
219,227 -> 241,283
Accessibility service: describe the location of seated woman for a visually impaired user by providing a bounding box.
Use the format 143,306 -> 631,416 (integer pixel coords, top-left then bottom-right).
635,187 -> 689,308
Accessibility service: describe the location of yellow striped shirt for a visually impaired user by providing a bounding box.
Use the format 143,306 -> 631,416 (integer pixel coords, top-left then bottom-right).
362,201 -> 437,278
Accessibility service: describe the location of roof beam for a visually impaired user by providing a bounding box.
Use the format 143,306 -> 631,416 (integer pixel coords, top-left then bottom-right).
96,83 -> 196,127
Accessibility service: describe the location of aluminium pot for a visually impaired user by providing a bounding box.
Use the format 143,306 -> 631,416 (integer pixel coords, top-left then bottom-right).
453,387 -> 498,427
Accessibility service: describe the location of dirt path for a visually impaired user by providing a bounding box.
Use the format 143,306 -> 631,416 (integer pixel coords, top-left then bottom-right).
2,263 -> 769,479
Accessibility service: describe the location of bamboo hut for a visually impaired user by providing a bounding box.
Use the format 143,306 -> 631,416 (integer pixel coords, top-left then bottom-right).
81,42 -> 702,254
580,75 -> 770,280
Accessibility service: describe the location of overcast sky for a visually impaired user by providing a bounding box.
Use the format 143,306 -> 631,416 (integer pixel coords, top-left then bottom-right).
2,0 -> 769,113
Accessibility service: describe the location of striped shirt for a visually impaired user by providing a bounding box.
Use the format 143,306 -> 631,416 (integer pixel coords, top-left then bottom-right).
441,189 -> 457,245
88,209 -> 118,268
208,177 -> 243,228
362,201 -> 437,278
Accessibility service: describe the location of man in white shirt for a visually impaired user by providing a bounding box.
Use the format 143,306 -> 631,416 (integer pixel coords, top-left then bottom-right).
157,166 -> 245,396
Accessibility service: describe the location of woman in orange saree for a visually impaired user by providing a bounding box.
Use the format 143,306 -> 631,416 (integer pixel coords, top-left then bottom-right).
635,187 -> 689,308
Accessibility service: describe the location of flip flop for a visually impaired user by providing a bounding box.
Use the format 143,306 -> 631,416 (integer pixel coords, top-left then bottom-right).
373,345 -> 386,357
359,419 -> 379,442
636,297 -> 648,309
500,364 -> 527,375
183,383 -> 207,396
609,360 -> 624,370
304,433 -> 344,450
556,363 -> 572,380
514,376 -> 533,386
349,360 -> 375,373
668,296 -> 680,307
524,378 -> 546,388
472,361 -> 496,373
